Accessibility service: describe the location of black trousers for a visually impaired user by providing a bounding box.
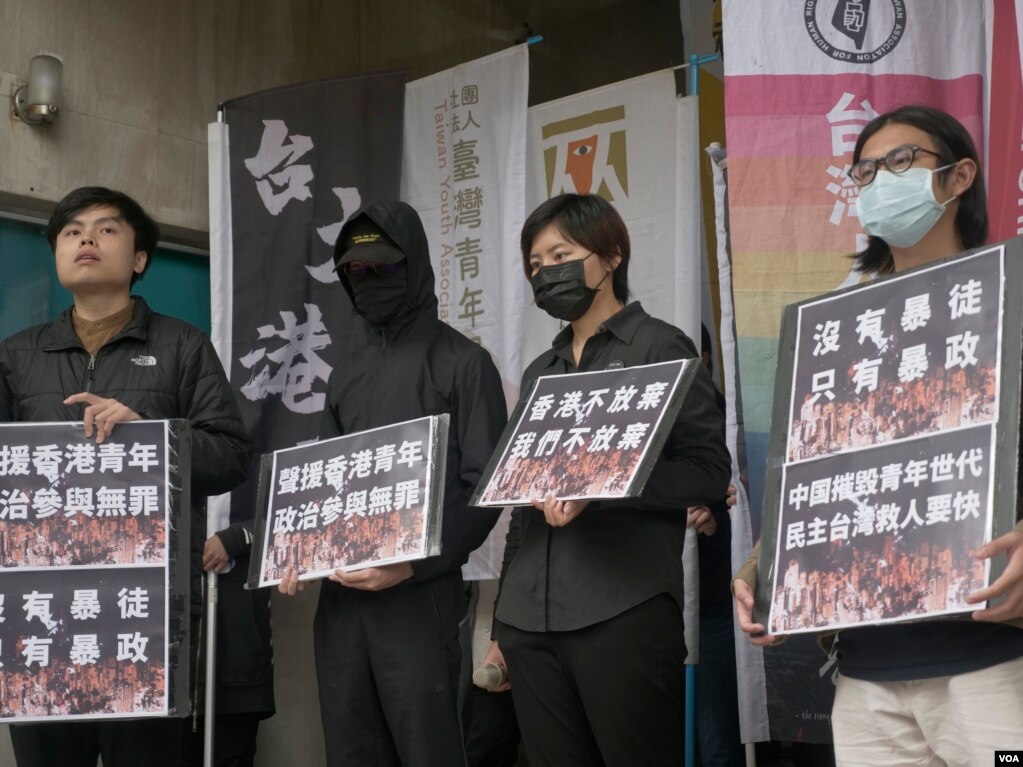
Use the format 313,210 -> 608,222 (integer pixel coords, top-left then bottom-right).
462,685 -> 521,767
10,718 -> 183,767
178,713 -> 262,767
499,594 -> 686,767
313,573 -> 467,767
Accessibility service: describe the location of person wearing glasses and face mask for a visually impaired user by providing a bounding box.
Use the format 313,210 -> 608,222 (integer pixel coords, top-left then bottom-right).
277,201 -> 507,767
482,193 -> 731,767
732,105 -> 1023,766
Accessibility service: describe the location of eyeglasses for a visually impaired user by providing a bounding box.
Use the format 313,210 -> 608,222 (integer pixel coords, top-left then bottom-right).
848,144 -> 947,187
344,260 -> 399,280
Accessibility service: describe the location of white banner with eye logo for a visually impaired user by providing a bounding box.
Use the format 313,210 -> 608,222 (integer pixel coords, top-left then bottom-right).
523,72 -> 704,366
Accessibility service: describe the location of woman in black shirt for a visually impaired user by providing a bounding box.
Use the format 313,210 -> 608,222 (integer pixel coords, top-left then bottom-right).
484,193 -> 731,767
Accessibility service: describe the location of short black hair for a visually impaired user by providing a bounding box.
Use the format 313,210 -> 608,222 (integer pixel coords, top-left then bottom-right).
520,193 -> 631,304
47,187 -> 160,285
852,105 -> 988,275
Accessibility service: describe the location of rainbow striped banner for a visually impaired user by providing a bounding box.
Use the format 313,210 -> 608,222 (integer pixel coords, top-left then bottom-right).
723,0 -> 985,743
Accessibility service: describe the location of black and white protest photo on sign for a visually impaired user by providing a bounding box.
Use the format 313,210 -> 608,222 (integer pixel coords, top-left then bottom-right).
769,426 -> 990,635
473,360 -> 696,506
763,246 -> 1006,635
0,420 -> 186,721
0,568 -> 167,719
0,422 -> 169,567
254,415 -> 447,587
786,251 -> 1000,463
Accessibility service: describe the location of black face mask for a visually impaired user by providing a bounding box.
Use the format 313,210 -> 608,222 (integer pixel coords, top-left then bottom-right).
530,253 -> 609,322
349,265 -> 408,324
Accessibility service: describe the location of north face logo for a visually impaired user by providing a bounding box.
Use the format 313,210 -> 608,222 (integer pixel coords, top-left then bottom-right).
132,355 -> 157,367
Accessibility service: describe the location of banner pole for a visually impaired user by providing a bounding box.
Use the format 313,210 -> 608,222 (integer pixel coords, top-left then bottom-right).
686,53 -> 719,96
201,107 -> 228,767
685,665 -> 697,767
203,571 -> 218,767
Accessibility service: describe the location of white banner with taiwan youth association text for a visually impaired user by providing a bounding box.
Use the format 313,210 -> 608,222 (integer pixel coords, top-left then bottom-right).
401,45 -> 529,579
401,44 -> 528,393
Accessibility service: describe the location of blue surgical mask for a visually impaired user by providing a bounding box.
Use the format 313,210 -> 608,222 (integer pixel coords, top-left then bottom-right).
856,165 -> 957,249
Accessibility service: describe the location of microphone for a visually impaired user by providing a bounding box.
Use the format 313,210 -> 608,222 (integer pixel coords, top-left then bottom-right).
472,662 -> 508,690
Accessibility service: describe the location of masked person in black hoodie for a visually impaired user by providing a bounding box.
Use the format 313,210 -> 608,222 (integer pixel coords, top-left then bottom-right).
279,200 -> 507,767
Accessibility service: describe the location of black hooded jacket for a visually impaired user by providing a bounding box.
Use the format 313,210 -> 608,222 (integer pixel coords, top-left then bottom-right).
325,200 -> 508,583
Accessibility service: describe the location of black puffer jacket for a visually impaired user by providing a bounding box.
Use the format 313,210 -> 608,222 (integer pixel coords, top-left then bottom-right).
0,297 -> 251,499
324,200 -> 508,583
0,297 -> 253,709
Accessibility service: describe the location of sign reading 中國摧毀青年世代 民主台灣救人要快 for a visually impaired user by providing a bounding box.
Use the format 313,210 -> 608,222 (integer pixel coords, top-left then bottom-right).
757,244 -> 1022,637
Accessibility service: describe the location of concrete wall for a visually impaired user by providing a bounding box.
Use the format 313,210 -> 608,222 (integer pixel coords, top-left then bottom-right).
1,0 -> 684,243
0,1 -> 685,763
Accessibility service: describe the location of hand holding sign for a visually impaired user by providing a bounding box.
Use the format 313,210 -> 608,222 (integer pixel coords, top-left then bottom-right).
64,392 -> 141,444
278,568 -> 306,596
330,561 -> 413,591
967,530 -> 1023,622
533,496 -> 589,528
732,577 -> 780,647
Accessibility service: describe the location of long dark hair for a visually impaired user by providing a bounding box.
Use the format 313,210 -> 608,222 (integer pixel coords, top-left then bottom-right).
852,105 -> 988,275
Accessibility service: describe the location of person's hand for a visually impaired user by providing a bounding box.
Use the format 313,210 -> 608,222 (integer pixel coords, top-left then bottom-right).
966,530 -> 1023,621
63,392 -> 141,444
202,535 -> 230,573
732,577 -> 779,646
479,640 -> 511,692
687,505 -> 717,536
330,562 -> 414,591
726,484 -> 737,510
278,568 -> 306,596
533,496 -> 589,527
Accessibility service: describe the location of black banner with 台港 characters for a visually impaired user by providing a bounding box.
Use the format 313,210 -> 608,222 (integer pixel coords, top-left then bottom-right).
210,72 -> 405,533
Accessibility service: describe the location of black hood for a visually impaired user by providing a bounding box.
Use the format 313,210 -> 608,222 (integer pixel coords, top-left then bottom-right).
334,200 -> 438,327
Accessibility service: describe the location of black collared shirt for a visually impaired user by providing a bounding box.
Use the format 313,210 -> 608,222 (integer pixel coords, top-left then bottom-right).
495,302 -> 731,633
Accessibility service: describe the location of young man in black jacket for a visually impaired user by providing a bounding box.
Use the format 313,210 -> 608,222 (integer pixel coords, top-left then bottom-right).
280,200 -> 508,766
0,187 -> 252,767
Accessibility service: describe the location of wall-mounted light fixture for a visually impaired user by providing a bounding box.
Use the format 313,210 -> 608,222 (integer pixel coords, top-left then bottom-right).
13,54 -> 63,126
